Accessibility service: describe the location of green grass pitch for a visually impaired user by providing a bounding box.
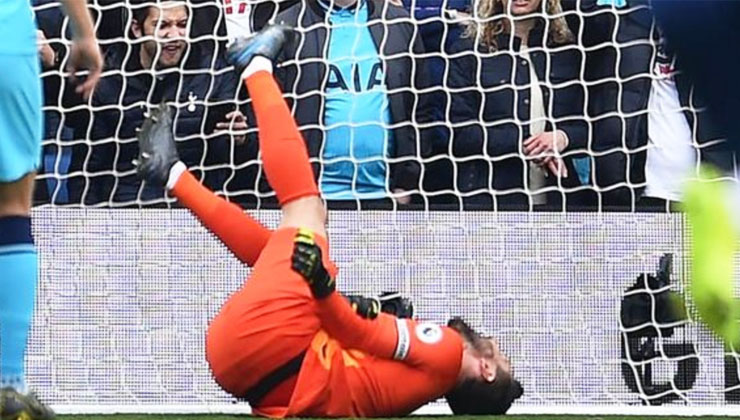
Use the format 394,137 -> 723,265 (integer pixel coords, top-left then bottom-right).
55,416 -> 740,420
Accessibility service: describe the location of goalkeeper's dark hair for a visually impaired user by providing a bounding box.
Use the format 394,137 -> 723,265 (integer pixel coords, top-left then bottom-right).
446,369 -> 523,415
447,317 -> 492,356
445,317 -> 524,414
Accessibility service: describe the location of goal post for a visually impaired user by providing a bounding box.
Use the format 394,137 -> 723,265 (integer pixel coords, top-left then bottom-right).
30,0 -> 740,415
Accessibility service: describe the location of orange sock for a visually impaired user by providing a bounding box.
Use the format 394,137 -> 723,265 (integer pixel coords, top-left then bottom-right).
245,71 -> 319,206
171,170 -> 271,267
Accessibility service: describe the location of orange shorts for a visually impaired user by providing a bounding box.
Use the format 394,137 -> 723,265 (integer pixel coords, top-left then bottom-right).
205,227 -> 334,398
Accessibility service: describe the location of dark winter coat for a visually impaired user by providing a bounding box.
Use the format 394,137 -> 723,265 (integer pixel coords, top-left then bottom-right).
444,23 -> 586,208
70,42 -> 240,205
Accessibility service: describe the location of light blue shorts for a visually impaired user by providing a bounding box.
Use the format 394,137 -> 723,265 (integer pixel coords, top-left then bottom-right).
0,53 -> 42,183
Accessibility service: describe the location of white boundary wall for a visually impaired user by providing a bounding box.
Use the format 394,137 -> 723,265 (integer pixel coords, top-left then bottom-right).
28,209 -> 740,415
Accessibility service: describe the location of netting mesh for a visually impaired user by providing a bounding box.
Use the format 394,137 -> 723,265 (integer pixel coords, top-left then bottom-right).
34,0 -> 735,209
27,0 -> 740,415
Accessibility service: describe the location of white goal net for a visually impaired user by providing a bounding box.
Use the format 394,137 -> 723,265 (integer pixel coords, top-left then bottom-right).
29,0 -> 740,416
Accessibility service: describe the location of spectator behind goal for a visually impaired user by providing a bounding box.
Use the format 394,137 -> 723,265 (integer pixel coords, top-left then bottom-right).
567,2 -> 732,210
67,0 -> 250,205
274,0 -> 436,205
638,25 -> 731,209
445,0 -> 588,209
33,0 -> 75,204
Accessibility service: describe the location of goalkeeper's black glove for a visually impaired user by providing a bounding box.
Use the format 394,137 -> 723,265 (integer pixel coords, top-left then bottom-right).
378,292 -> 415,319
291,228 -> 335,299
344,295 -> 382,319
343,292 -> 415,320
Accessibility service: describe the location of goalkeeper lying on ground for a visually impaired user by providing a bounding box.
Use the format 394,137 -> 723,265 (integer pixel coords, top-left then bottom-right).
135,24 -> 522,417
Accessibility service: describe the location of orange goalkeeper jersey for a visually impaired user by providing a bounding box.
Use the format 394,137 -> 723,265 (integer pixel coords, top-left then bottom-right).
205,227 -> 462,418
254,314 -> 463,418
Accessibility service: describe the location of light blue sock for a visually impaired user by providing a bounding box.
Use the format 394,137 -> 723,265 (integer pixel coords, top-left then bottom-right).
0,216 -> 37,392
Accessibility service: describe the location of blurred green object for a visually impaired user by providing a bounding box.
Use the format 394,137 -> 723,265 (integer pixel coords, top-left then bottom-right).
684,166 -> 739,348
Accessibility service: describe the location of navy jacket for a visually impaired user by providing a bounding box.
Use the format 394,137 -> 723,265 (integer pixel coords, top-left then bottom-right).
71,43 -> 240,205
445,25 -> 587,207
275,0 -> 437,193
567,1 -> 731,204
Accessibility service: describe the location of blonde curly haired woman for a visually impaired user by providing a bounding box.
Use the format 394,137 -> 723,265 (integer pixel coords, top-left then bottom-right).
446,0 -> 589,209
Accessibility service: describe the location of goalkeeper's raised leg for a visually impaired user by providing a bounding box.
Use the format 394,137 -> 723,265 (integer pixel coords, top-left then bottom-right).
227,25 -> 327,238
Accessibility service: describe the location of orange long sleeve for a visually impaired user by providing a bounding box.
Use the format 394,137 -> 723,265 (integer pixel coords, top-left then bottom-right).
171,170 -> 271,266
315,292 -> 400,360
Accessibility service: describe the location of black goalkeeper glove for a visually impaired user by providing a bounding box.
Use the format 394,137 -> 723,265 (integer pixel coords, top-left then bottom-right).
291,228 -> 335,299
343,292 -> 415,320
344,295 -> 382,319
378,292 -> 415,319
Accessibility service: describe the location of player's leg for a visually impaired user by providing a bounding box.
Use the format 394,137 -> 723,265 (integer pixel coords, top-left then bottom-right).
0,174 -> 36,392
227,26 -> 326,238
0,174 -> 34,214
136,105 -> 272,266
0,52 -> 53,420
204,26 -> 332,405
205,227 -> 327,400
134,99 -> 322,404
170,167 -> 272,266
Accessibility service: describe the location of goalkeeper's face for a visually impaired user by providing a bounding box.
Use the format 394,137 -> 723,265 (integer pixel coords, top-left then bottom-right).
446,336 -> 521,414
482,338 -> 512,379
134,3 -> 189,69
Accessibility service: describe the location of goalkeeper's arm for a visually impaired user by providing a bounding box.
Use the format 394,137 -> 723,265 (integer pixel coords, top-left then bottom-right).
317,292 -> 404,359
291,230 -> 405,360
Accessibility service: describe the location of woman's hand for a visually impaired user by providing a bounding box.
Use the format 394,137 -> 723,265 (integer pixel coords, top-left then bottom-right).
523,130 -> 570,177
523,130 -> 569,159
